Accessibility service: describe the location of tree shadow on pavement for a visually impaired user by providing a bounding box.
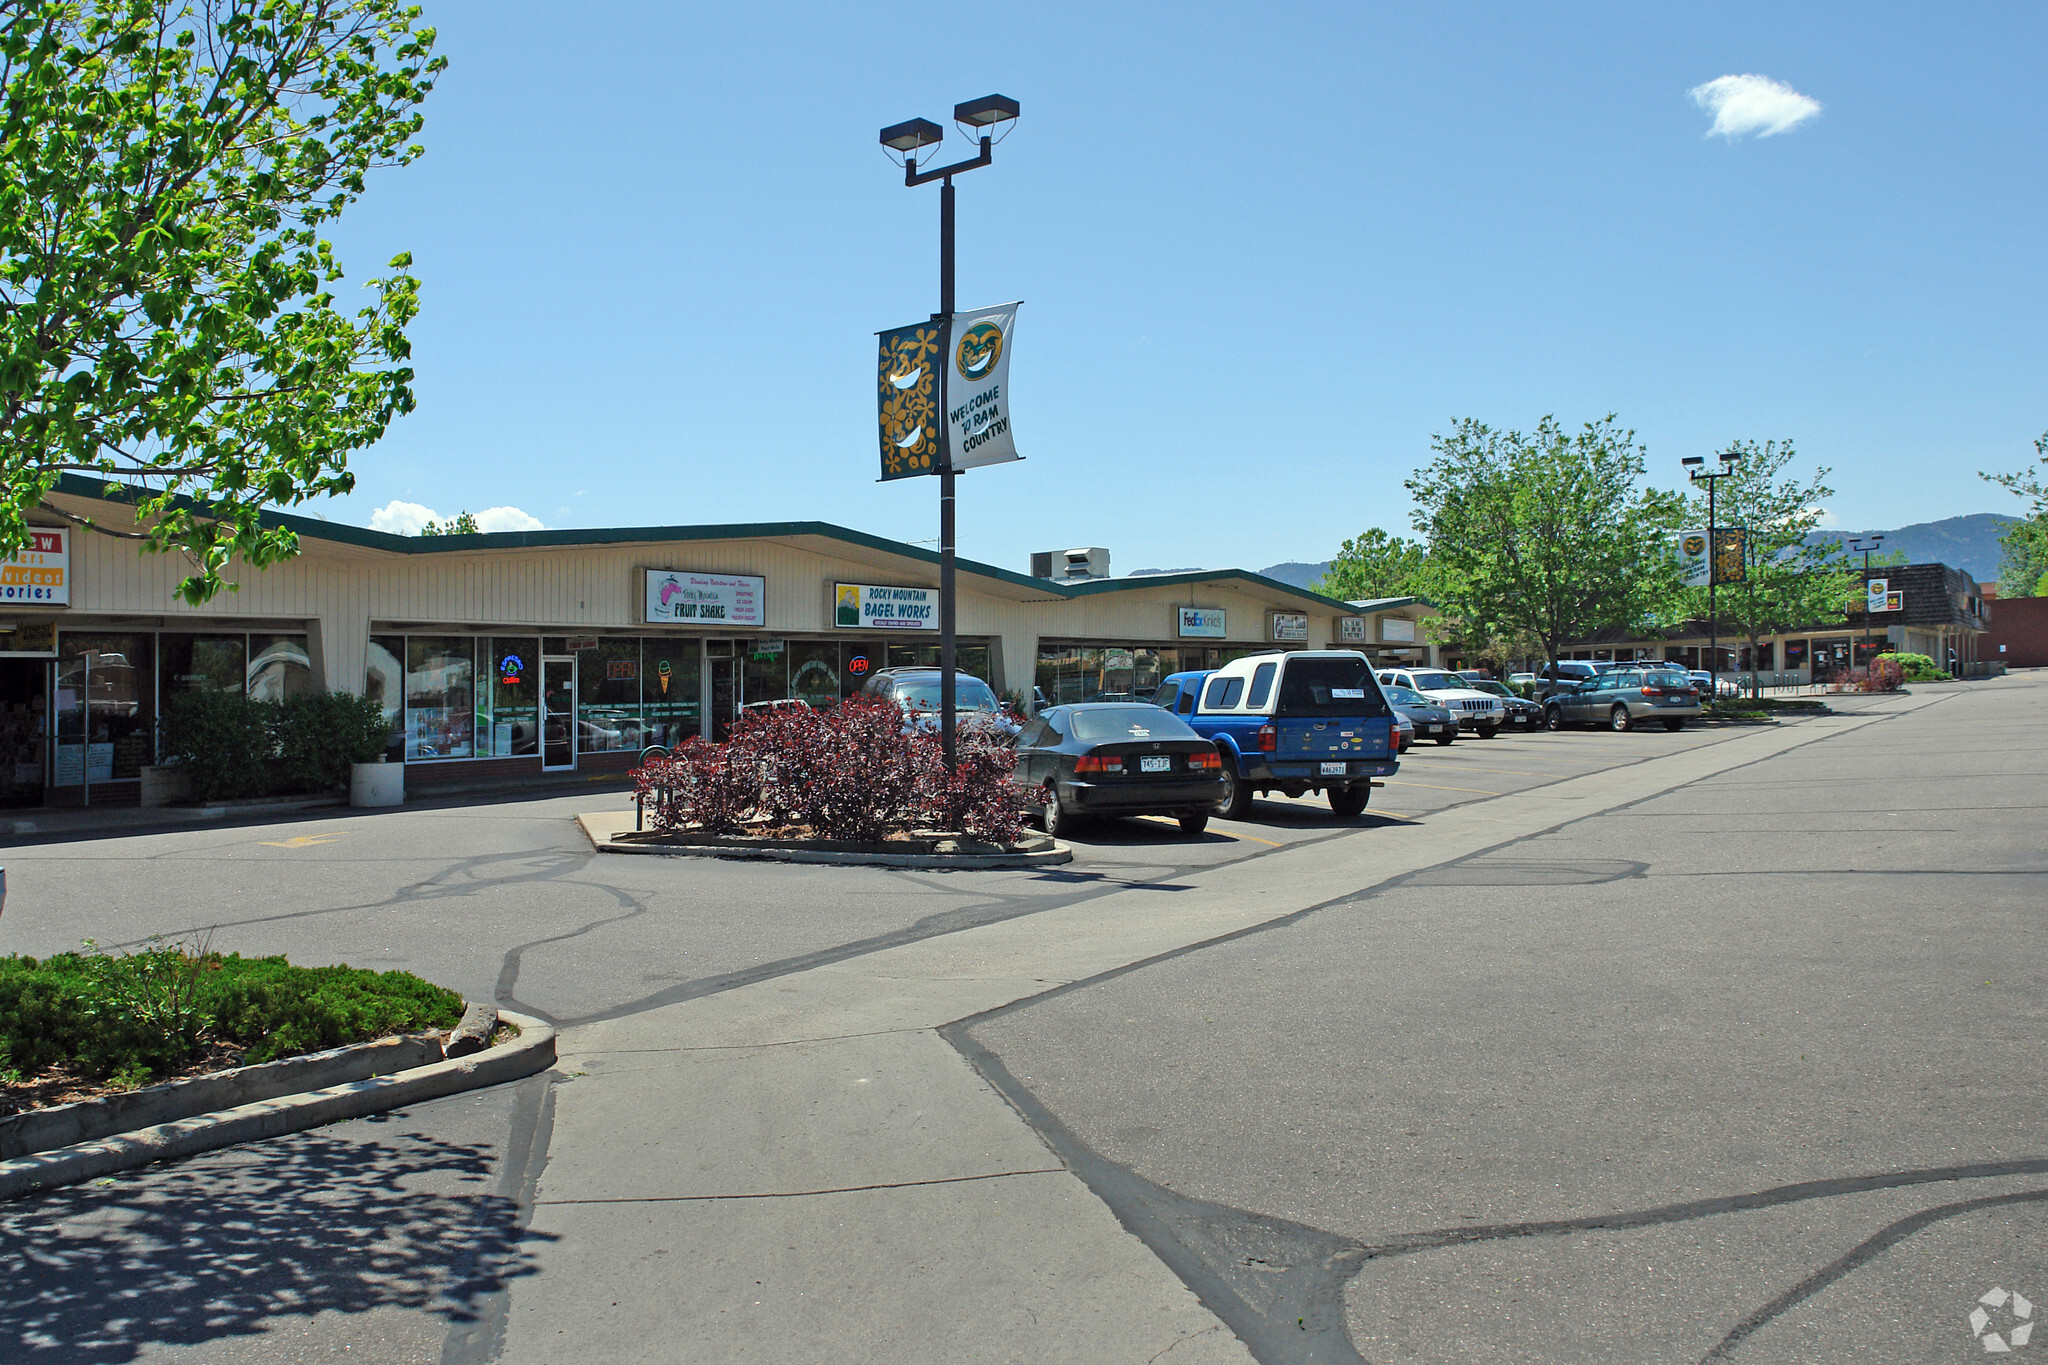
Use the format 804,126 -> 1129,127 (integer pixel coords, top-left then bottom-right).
0,1116 -> 551,1361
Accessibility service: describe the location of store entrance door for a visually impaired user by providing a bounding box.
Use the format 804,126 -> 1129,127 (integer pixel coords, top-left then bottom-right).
708,653 -> 737,741
0,658 -> 47,807
541,657 -> 576,770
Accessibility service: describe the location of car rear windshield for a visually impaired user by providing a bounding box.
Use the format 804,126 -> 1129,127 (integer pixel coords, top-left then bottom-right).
1277,658 -> 1389,717
896,679 -> 1000,712
1070,708 -> 1199,741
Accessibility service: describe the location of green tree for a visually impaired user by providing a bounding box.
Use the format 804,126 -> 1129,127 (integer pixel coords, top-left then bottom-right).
1,0 -> 444,603
418,510 -> 478,536
1980,431 -> 2048,597
1405,414 -> 1685,671
1314,527 -> 1427,601
1680,439 -> 1855,690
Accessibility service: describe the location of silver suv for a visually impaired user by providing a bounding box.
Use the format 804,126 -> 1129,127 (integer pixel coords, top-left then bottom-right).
1542,667 -> 1702,732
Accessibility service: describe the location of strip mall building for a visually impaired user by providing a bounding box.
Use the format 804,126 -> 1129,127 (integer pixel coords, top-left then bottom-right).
0,478 -> 1437,806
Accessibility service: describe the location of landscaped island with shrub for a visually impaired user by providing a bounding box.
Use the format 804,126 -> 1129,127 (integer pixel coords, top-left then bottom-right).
633,695 -> 1035,846
0,942 -> 464,1117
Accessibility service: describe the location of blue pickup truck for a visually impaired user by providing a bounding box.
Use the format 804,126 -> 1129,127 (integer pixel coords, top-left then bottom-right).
1152,650 -> 1399,819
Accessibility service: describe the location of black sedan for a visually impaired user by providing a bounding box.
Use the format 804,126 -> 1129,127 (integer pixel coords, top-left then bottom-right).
1463,677 -> 1542,730
1012,703 -> 1225,837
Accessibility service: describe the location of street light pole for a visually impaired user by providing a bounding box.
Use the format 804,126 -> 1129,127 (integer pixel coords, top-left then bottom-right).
879,96 -> 1018,774
1683,449 -> 1744,698
1850,534 -> 1886,667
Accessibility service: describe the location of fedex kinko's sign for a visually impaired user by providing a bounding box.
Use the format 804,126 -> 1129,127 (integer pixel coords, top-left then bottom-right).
1,527 -> 68,605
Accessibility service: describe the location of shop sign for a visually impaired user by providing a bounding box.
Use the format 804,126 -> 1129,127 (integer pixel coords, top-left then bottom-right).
751,638 -> 785,660
644,570 -> 765,627
1381,617 -> 1417,644
1270,612 -> 1309,642
835,583 -> 936,631
1866,578 -> 1902,613
1177,607 -> 1226,639
9,620 -> 56,652
1338,616 -> 1367,643
565,637 -> 598,651
1,527 -> 68,605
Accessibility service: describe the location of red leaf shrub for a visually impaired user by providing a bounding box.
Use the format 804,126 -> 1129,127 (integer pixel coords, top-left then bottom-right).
630,696 -> 1030,844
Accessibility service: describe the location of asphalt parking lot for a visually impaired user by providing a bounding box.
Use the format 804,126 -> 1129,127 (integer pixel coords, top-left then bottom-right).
0,680 -> 2037,1363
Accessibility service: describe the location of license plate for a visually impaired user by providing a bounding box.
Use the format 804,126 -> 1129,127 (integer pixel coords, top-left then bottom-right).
1139,755 -> 1171,773
1320,762 -> 1347,776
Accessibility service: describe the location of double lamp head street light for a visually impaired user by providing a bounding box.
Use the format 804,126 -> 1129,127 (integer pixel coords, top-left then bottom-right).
1849,534 -> 1887,665
1682,449 -> 1744,695
876,95 -> 1019,773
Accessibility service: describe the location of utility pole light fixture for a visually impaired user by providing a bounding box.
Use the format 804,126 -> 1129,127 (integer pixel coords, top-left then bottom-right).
877,95 -> 1020,774
1686,449 -> 1745,698
1850,534 -> 1887,667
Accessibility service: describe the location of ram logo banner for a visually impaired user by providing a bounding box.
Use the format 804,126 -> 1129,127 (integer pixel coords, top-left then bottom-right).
1677,530 -> 1711,587
945,301 -> 1022,471
877,319 -> 944,481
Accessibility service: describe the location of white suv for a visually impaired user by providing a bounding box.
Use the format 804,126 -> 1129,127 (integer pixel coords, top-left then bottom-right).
1376,668 -> 1507,738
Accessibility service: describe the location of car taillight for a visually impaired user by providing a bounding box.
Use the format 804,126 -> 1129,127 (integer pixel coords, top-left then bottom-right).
1074,755 -> 1123,774
1256,724 -> 1276,753
1188,751 -> 1221,770
1641,686 -> 1657,696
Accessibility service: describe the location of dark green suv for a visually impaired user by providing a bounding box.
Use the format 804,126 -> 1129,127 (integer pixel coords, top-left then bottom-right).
1543,668 -> 1701,732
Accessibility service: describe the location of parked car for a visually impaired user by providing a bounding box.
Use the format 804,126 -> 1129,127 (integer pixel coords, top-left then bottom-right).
1382,684 -> 1457,746
1508,672 -> 1537,688
1012,703 -> 1225,836
1460,677 -> 1542,730
1162,651 -> 1399,819
1376,668 -> 1506,737
1686,669 -> 1741,700
1532,660 -> 1618,699
860,668 -> 1021,737
1543,667 -> 1702,732
1391,709 -> 1415,753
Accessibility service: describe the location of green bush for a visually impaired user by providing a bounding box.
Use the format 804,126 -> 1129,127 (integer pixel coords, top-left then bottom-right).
1878,652 -> 1951,682
0,946 -> 464,1085
273,692 -> 390,791
159,690 -> 273,801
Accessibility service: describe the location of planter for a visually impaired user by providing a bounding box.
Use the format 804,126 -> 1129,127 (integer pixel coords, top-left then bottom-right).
138,765 -> 191,808
350,760 -> 404,808
605,828 -> 1069,870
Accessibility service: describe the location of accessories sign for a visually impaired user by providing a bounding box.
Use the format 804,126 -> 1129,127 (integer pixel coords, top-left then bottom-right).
1,527 -> 67,605
836,583 -> 937,630
644,570 -> 765,627
1178,607 -> 1226,639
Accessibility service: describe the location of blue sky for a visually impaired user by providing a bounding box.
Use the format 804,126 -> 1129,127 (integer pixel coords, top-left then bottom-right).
317,2 -> 2047,573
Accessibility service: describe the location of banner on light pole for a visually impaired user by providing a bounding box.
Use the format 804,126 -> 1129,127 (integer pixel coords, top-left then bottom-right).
1712,528 -> 1745,584
1676,528 -> 1746,585
1677,530 -> 1710,587
945,301 -> 1022,471
877,319 -> 945,481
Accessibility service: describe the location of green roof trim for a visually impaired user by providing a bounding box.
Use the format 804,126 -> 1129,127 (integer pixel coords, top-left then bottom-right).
49,473 -> 1367,611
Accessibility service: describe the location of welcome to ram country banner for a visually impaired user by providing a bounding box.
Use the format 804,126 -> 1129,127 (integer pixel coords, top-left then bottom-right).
876,304 -> 1022,480
944,302 -> 1021,471
1676,528 -> 1746,586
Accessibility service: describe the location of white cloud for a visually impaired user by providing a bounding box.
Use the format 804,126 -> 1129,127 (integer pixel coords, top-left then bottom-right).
472,506 -> 546,533
1689,74 -> 1822,139
1808,506 -> 1839,528
369,499 -> 440,534
367,499 -> 545,534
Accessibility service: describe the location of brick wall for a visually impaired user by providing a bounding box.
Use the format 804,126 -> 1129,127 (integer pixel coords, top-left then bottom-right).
1985,596 -> 2048,668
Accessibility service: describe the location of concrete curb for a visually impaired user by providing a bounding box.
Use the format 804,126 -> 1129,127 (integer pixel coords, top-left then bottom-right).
597,836 -> 1073,870
0,1010 -> 555,1203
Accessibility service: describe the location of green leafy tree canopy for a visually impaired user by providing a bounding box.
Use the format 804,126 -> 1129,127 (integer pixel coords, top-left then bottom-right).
417,509 -> 477,536
1406,414 -> 1685,669
1980,430 -> 2048,598
1314,527 -> 1427,601
1,0 -> 444,603
1680,439 -> 1855,677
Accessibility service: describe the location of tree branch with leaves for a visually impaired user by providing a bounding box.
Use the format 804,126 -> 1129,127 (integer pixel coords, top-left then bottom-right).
0,0 -> 444,602
1980,430 -> 2048,597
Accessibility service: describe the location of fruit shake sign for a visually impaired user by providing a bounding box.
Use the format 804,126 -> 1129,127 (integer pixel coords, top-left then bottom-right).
643,570 -> 765,627
1,527 -> 68,605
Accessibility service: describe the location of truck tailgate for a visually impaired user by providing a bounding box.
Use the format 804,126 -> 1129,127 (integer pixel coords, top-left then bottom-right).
1277,716 -> 1390,759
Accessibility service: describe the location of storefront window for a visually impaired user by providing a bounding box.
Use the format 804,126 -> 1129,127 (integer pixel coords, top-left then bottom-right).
57,633 -> 153,783
481,638 -> 538,756
160,634 -> 246,695
840,641 -> 883,698
744,637 -> 789,710
405,637 -> 475,760
640,641 -> 701,747
789,641 -> 840,708
883,642 -> 992,681
366,636 -> 405,761
247,634 -> 312,701
577,639 -> 641,752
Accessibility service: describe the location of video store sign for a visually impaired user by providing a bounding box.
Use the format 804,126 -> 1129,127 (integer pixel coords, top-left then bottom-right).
1,527 -> 68,605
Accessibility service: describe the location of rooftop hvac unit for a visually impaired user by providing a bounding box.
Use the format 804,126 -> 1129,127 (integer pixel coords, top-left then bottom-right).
1032,547 -> 1110,581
